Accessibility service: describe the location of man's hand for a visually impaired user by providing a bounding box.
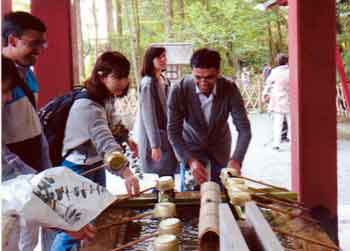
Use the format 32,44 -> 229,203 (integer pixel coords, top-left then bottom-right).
66,224 -> 96,243
127,138 -> 138,158
151,148 -> 161,161
122,167 -> 140,195
228,159 -> 241,176
188,159 -> 208,185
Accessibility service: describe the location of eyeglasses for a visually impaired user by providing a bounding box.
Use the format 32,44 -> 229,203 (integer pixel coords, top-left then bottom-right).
20,38 -> 48,49
194,74 -> 217,82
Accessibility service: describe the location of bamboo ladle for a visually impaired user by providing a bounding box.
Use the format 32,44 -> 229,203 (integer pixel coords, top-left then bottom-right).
98,202 -> 176,230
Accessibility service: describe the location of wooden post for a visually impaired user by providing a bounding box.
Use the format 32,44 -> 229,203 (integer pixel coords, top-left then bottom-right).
31,0 -> 73,107
288,1 -> 338,216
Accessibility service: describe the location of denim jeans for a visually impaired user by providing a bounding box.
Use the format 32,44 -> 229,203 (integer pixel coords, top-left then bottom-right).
50,160 -> 104,251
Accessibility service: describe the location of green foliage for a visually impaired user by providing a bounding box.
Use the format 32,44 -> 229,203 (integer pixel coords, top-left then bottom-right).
12,0 -> 30,12
337,0 -> 350,77
79,0 -> 289,81
78,0 -> 347,81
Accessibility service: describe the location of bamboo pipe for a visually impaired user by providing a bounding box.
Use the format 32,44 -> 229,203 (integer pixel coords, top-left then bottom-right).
111,232 -> 158,251
252,193 -> 309,212
272,227 -> 340,250
230,174 -> 289,192
255,202 -> 318,224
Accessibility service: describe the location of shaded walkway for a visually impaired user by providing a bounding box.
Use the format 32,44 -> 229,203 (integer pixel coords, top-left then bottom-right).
233,113 -> 350,249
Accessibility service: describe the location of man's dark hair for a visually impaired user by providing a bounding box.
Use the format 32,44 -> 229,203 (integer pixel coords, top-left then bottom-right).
275,53 -> 288,66
140,46 -> 166,78
2,11 -> 47,46
85,51 -> 130,102
190,48 -> 221,70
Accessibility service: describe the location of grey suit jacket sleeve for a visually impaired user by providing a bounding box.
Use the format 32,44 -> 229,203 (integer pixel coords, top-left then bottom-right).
230,85 -> 252,165
140,77 -> 161,148
167,83 -> 191,164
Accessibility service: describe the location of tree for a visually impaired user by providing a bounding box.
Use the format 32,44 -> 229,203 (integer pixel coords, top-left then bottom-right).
80,0 -> 293,80
179,0 -> 185,20
105,0 -> 115,49
115,0 -> 123,36
91,0 -> 99,60
267,20 -> 274,65
131,0 -> 141,59
124,0 -> 140,87
74,0 -> 85,80
164,0 -> 173,39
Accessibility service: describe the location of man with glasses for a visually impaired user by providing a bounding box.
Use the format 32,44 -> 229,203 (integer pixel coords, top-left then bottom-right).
167,48 -> 251,190
2,11 -> 52,251
2,11 -> 49,172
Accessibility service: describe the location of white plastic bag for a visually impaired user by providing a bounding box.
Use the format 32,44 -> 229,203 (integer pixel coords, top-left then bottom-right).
1,167 -> 115,231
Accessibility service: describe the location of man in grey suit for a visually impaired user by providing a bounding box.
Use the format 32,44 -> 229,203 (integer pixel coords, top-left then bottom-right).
167,48 -> 251,190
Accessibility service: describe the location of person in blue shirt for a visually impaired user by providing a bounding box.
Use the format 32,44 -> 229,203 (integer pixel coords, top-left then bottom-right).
2,11 -> 51,172
2,56 -> 97,251
2,11 -> 53,251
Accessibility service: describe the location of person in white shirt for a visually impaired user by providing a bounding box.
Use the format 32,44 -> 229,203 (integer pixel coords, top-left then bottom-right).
262,53 -> 290,150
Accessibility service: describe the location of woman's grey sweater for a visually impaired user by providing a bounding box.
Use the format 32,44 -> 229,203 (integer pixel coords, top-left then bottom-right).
62,98 -> 123,167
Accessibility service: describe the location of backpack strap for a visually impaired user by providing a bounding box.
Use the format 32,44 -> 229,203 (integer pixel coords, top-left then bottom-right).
74,89 -> 105,107
16,77 -> 36,108
59,89 -> 105,161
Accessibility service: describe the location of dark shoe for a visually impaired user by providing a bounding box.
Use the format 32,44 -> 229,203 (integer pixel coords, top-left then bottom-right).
272,146 -> 280,151
281,138 -> 290,143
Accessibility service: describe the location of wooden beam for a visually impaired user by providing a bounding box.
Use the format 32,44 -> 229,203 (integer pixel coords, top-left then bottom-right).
288,0 -> 337,216
219,203 -> 249,251
245,201 -> 284,251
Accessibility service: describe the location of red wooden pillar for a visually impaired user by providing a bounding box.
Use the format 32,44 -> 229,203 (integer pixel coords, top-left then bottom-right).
289,1 -> 337,216
1,0 -> 12,16
31,0 -> 73,107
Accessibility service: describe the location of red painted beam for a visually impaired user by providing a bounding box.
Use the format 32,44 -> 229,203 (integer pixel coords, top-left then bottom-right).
336,44 -> 350,111
277,0 -> 288,6
1,0 -> 12,16
31,0 -> 73,107
289,1 -> 337,215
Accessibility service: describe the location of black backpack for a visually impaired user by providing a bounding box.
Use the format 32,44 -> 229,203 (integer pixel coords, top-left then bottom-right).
38,87 -> 90,166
